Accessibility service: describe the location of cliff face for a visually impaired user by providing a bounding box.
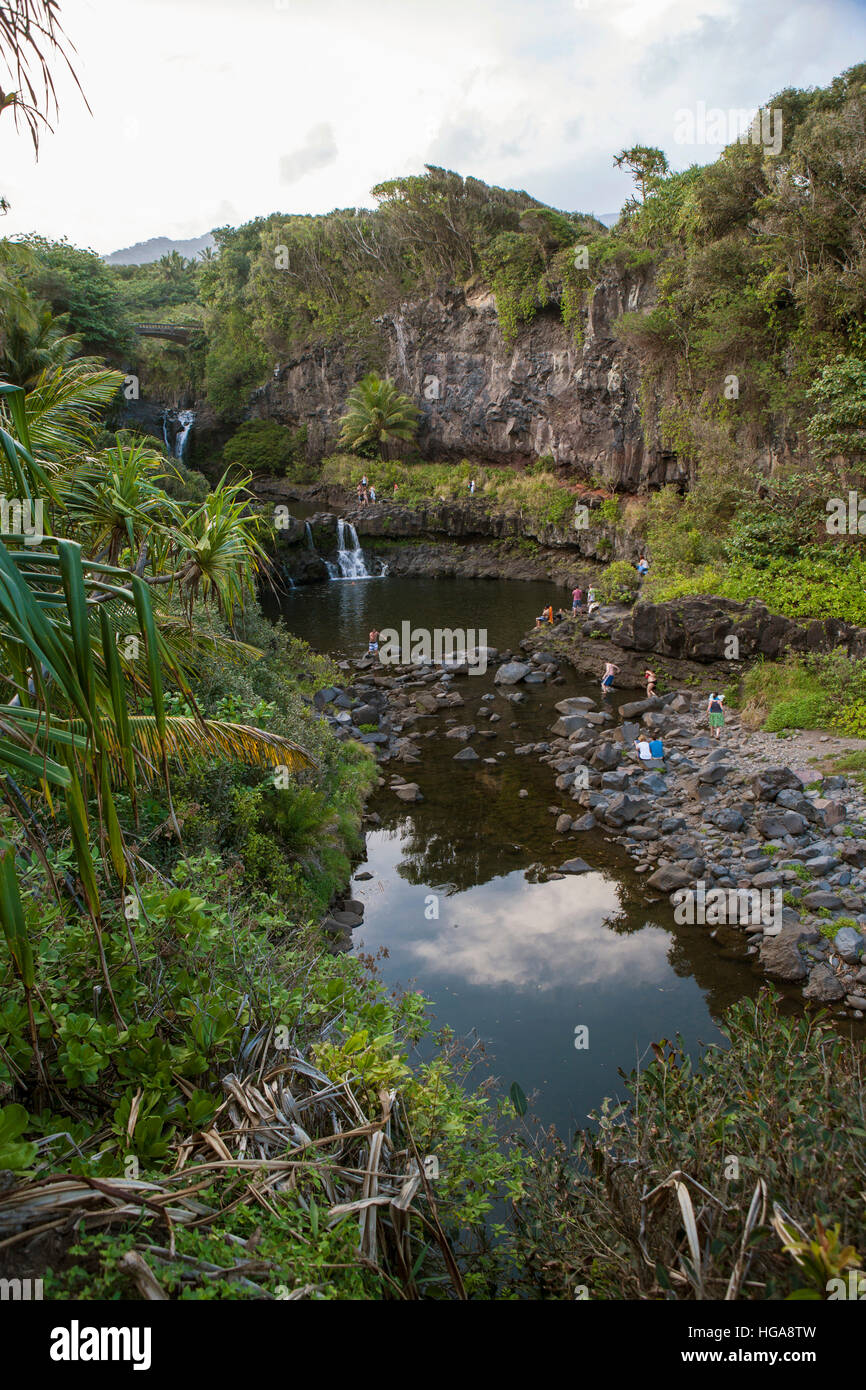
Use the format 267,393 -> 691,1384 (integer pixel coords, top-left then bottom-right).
251,268 -> 687,493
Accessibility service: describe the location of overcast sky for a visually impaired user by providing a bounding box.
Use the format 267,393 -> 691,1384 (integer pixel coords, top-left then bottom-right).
1,0 -> 864,255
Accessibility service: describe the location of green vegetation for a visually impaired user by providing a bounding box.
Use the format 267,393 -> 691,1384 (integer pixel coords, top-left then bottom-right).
510,991 -> 865,1300
223,418 -> 309,479
643,470 -> 866,623
0,277 -> 520,1296
594,558 -> 640,604
735,651 -> 866,738
337,372 -> 419,456
196,169 -> 609,407
317,453 -> 588,529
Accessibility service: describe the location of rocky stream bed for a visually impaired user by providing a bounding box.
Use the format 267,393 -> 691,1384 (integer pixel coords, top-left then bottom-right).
312,637 -> 866,1019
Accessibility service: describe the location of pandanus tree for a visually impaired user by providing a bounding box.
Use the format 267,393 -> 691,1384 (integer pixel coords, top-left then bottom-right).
0,371 -> 313,1057
337,373 -> 419,458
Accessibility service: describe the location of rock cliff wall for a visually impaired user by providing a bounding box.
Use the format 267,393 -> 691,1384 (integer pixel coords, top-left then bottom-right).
251,269 -> 687,493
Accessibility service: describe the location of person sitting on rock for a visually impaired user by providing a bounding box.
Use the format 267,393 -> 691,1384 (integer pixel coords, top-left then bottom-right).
637,555 -> 649,577
634,738 -> 653,760
587,586 -> 599,614
368,629 -> 379,655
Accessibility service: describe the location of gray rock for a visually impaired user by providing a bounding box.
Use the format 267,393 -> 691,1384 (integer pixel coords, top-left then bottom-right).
833,926 -> 864,962
452,747 -> 480,762
556,814 -> 573,832
571,813 -> 597,831
751,767 -> 802,802
555,697 -> 597,713
802,890 -> 844,910
394,783 -> 423,802
822,800 -> 847,829
590,743 -> 621,771
708,808 -> 745,832
619,697 -> 663,719
760,926 -> 809,981
803,964 -> 845,1002
495,662 -> 531,685
646,865 -> 693,892
559,857 -> 592,874
698,763 -> 731,785
552,714 -> 589,737
603,793 -> 650,826
758,811 -> 808,839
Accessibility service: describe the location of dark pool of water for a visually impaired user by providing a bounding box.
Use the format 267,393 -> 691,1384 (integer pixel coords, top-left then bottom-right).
269,574 -> 765,1138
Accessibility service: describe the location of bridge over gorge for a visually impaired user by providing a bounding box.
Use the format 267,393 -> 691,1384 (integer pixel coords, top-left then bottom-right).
134,322 -> 201,344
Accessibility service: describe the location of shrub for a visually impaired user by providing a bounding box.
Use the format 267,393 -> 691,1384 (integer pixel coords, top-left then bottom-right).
595,559 -> 640,604
223,419 -> 309,479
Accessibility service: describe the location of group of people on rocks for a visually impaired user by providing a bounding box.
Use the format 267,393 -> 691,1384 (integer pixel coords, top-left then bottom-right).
599,661 -> 726,741
355,474 -> 379,505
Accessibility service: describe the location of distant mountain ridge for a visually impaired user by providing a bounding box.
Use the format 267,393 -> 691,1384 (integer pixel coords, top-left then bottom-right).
104,233 -> 215,265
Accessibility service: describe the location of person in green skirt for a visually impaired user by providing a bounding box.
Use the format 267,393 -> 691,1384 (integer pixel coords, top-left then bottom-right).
707,691 -> 725,739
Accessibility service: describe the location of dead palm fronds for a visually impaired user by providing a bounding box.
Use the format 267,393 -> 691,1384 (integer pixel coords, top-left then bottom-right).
0,1043 -> 463,1300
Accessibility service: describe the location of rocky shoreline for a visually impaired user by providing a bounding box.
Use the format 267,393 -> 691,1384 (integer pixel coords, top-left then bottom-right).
310,638 -> 866,1017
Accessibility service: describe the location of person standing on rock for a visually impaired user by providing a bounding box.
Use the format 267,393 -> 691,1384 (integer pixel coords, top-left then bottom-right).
644,668 -> 657,697
369,484 -> 377,502
368,629 -> 379,656
572,585 -> 583,616
637,555 -> 649,578
469,478 -> 476,495
601,661 -> 619,696
707,690 -> 725,739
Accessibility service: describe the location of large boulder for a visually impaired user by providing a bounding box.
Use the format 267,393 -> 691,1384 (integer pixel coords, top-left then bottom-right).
803,964 -> 845,1003
760,925 -> 810,981
495,662 -> 531,685
552,714 -> 589,737
555,697 -> 597,714
646,865 -> 693,892
752,768 -> 804,802
834,927 -> 865,963
758,811 -> 808,839
603,793 -> 651,826
612,597 -> 866,664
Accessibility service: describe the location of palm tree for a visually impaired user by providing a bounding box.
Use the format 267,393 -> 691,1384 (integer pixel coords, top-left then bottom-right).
0,377 -> 312,1045
338,373 -> 419,458
60,438 -> 180,566
0,298 -> 77,386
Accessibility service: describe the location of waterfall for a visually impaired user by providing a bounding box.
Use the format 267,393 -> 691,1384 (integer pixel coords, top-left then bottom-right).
173,409 -> 195,459
332,518 -> 373,580
302,516 -> 381,581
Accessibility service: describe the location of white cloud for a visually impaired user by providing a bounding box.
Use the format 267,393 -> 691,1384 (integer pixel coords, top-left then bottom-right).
279,122 -> 338,185
0,0 -> 863,252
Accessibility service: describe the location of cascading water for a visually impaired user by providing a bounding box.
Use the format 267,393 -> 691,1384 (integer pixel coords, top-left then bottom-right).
331,518 -> 373,580
173,409 -> 195,459
296,516 -> 384,581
